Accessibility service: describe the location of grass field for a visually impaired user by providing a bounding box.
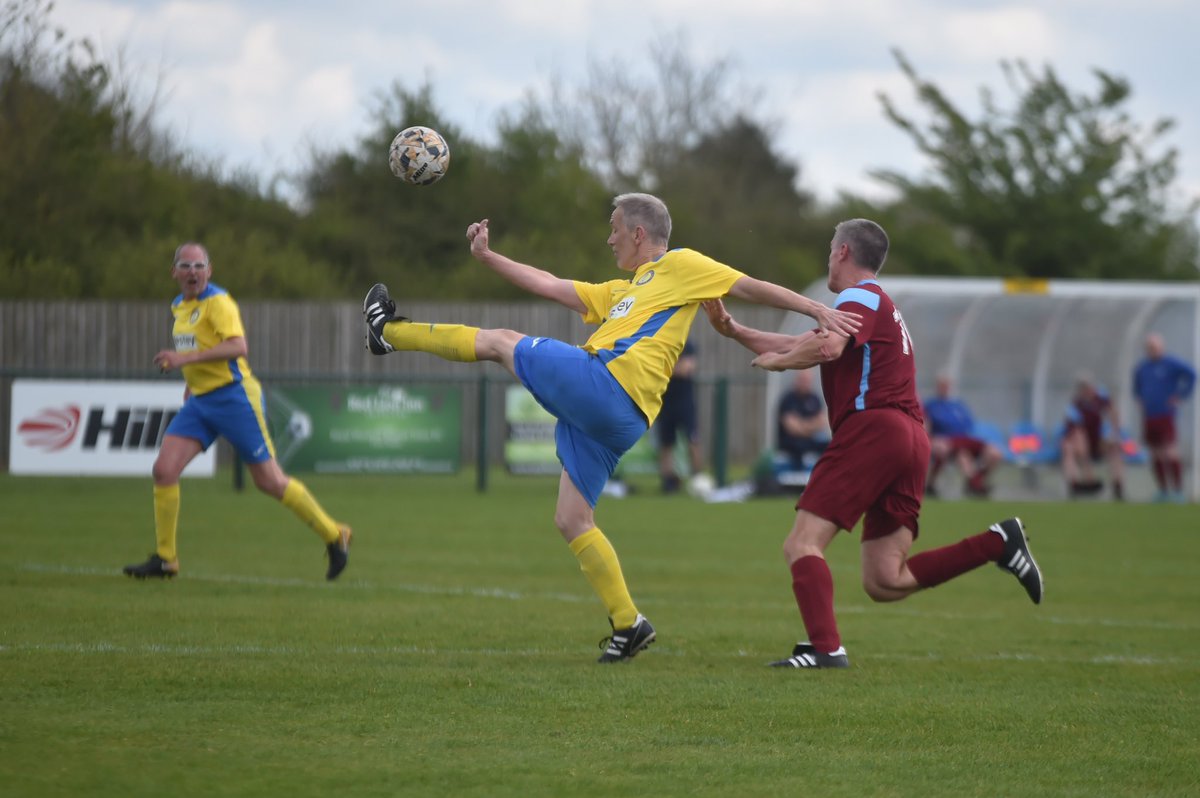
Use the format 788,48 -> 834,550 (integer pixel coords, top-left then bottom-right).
1,471 -> 1198,797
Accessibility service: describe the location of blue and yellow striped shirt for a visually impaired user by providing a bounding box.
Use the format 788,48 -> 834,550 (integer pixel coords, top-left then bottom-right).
170,283 -> 254,395
574,248 -> 743,424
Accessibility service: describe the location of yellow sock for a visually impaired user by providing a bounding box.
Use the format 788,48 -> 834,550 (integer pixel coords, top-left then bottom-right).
569,528 -> 639,629
153,483 -> 180,562
383,320 -> 478,362
281,479 -> 340,543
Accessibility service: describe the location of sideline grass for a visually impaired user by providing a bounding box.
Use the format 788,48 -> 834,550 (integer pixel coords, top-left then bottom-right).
1,472 -> 1197,797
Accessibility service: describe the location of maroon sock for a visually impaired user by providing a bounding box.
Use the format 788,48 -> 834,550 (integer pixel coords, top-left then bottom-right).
789,556 -> 840,652
929,456 -> 945,482
1168,460 -> 1183,491
907,529 -> 1005,589
1153,458 -> 1168,491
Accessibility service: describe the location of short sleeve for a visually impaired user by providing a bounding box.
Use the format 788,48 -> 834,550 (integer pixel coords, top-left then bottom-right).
677,251 -> 744,302
833,286 -> 881,347
207,294 -> 246,341
573,279 -> 629,325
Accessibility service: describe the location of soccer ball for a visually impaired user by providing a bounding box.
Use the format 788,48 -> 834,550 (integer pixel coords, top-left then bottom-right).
687,472 -> 716,498
388,125 -> 450,185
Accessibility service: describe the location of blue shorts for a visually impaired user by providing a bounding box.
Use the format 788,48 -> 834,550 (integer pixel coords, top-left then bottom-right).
513,336 -> 648,506
165,378 -> 276,464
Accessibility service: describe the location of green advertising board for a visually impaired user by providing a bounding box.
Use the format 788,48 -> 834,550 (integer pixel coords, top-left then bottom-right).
504,386 -> 558,475
503,385 -> 657,475
268,384 -> 461,474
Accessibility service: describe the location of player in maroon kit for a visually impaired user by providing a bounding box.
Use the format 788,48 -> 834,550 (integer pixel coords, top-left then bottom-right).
703,219 -> 1043,668
1060,374 -> 1125,500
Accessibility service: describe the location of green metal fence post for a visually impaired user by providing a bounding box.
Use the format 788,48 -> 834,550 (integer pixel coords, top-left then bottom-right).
476,374 -> 489,493
712,377 -> 729,487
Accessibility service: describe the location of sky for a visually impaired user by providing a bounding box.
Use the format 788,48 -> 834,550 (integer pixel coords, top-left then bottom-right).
52,0 -> 1200,216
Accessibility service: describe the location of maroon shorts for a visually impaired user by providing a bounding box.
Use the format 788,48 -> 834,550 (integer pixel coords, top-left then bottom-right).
1064,422 -> 1104,461
1144,415 -> 1176,448
948,435 -> 986,458
798,408 -> 929,541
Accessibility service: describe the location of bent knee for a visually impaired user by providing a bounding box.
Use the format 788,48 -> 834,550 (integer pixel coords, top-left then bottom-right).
783,537 -> 823,563
476,328 -> 523,359
554,510 -> 591,538
862,580 -> 894,602
151,462 -> 175,484
254,473 -> 289,498
861,569 -> 909,602
861,578 -> 905,603
553,510 -> 570,534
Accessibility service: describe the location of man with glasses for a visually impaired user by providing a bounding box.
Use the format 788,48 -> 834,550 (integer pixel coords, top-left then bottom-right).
123,243 -> 353,580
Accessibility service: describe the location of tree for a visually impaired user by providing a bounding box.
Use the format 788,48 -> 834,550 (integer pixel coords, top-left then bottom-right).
657,115 -> 824,287
532,31 -> 831,286
873,50 -> 1199,280
299,83 -> 614,299
0,0 -> 342,299
543,30 -> 764,193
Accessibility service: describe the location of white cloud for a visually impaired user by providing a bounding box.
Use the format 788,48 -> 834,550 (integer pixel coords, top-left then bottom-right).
54,0 -> 138,45
36,0 -> 1200,223
934,6 -> 1059,63
298,65 -> 358,118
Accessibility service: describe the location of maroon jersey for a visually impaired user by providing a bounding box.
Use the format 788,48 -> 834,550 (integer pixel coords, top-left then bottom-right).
819,280 -> 922,432
1065,390 -> 1111,441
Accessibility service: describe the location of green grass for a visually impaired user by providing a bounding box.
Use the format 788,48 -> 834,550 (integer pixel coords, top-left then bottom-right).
2,472 -> 1198,797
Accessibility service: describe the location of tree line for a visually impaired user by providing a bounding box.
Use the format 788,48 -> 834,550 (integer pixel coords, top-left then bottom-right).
1,0 -> 1196,302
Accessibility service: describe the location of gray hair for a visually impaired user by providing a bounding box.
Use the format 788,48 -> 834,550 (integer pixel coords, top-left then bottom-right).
833,219 -> 889,272
173,242 -> 210,267
613,193 -> 672,245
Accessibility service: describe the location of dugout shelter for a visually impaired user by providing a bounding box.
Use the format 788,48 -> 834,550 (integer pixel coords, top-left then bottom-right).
764,278 -> 1200,499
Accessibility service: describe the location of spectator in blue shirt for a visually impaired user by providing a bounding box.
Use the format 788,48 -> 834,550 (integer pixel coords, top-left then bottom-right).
923,374 -> 1003,498
1133,333 -> 1196,501
776,369 -> 829,471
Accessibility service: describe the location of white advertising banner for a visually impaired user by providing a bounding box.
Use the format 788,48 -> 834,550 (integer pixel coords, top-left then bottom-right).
10,379 -> 216,476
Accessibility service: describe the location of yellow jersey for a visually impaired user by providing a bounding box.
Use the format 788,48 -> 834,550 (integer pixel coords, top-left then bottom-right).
574,248 -> 744,424
170,283 -> 254,395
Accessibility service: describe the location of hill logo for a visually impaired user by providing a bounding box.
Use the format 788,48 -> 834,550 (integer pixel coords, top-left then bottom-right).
17,406 -> 81,451
11,380 -> 215,476
17,404 -> 179,451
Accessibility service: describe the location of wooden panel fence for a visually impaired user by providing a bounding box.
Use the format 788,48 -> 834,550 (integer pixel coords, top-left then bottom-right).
0,300 -> 797,473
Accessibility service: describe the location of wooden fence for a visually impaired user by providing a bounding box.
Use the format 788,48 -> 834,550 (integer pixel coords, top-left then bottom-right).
0,299 -> 795,472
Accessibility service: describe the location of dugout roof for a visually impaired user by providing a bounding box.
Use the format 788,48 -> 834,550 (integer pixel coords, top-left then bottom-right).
768,277 -> 1200,496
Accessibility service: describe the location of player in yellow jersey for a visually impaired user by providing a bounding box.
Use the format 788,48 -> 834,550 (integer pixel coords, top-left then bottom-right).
362,193 -> 860,661
123,242 -> 353,581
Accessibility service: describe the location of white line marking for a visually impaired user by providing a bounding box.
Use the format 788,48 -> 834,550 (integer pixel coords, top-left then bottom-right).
15,562 -> 1200,633
18,562 -> 590,603
0,641 -> 1189,667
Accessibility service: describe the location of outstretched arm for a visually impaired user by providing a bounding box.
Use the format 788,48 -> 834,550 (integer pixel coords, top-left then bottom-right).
702,300 -> 848,370
751,331 -> 848,371
727,275 -> 860,337
466,219 -> 586,313
702,299 -> 796,355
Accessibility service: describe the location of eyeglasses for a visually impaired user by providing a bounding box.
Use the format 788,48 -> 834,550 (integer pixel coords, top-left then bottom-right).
174,261 -> 209,271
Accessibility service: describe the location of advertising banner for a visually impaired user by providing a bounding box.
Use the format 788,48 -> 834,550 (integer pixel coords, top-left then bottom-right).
502,385 -> 658,475
267,384 -> 461,474
503,386 -> 559,475
10,379 -> 216,476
